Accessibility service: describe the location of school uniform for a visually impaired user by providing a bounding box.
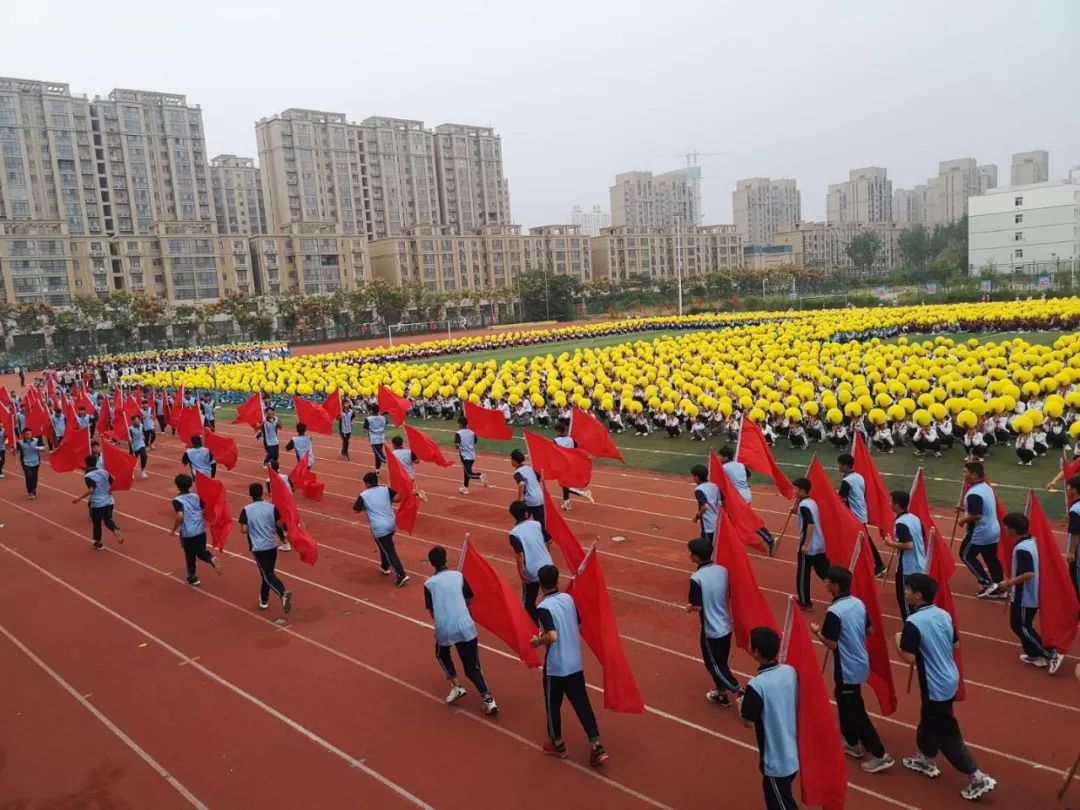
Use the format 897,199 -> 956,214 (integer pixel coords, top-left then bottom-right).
960,482 -> 1003,590
141,406 -> 156,447
84,468 -> 119,548
392,447 -> 417,480
538,591 -> 601,743
1009,536 -> 1055,662
287,434 -> 314,467
723,460 -> 753,503
455,428 -> 482,488
553,435 -> 583,501
259,417 -> 281,464
339,408 -> 353,459
201,399 -> 216,430
740,662 -> 800,810
353,486 -> 406,583
893,512 -> 928,618
1068,500 -> 1080,601
129,423 -> 147,471
173,490 -> 215,583
822,594 -> 886,758
840,471 -> 886,571
182,445 -> 216,478
514,463 -> 545,526
425,568 -> 488,693
239,499 -> 287,605
689,562 -> 739,695
796,497 -> 830,608
154,395 -> 166,432
694,480 -> 720,545
365,414 -> 388,469
17,437 -> 45,496
510,519 -> 553,624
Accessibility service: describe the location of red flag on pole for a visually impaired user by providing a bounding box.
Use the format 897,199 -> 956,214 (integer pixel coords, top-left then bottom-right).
202,428 -> 238,470
737,419 -> 795,500
293,396 -> 334,434
404,423 -> 452,467
48,426 -> 90,473
710,451 -> 768,553
852,432 -> 894,532
1024,490 -> 1080,654
172,385 -> 185,416
849,535 -> 898,715
322,389 -> 342,422
232,392 -> 264,430
74,386 -> 96,414
0,404 -> 15,450
458,537 -> 542,668
289,452 -> 326,501
463,400 -> 512,440
101,440 -> 136,492
1063,456 -> 1080,506
806,456 -> 861,562
781,599 -> 848,810
195,472 -> 232,551
386,446 -> 420,533
161,392 -> 172,428
542,486 -> 586,572
0,387 -> 12,411
569,406 -> 623,462
176,406 -> 203,447
268,472 -> 318,565
378,385 -> 412,426
523,430 -> 592,490
123,394 -> 142,421
713,513 -> 778,653
26,397 -> 52,444
110,406 -> 130,444
567,544 -> 645,713
61,395 -> 79,431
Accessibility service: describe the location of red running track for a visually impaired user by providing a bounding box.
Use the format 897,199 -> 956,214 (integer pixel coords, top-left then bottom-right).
1,420 -> 1076,809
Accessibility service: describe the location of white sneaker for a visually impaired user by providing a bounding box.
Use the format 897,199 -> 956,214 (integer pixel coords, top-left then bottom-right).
1048,652 -> 1063,675
862,754 -> 895,773
258,599 -> 269,610
1019,654 -> 1048,668
843,742 -> 866,759
458,486 -> 470,495
960,772 -> 997,801
583,489 -> 595,504
417,490 -> 427,502
482,697 -> 498,716
562,500 -> 571,511
479,473 -> 488,488
902,754 -> 941,778
280,543 -> 292,552
445,685 -> 467,704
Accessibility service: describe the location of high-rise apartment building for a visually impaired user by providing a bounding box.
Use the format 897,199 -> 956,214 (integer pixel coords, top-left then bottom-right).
210,155 -> 266,235
892,188 -> 919,224
567,204 -> 610,236
433,124 -> 511,231
590,224 -> 742,283
1011,151 -> 1049,186
772,221 -> 903,277
732,177 -> 801,246
250,223 -> 368,296
826,167 -> 892,224
360,116 -> 440,240
610,168 -> 702,230
895,158 -> 999,229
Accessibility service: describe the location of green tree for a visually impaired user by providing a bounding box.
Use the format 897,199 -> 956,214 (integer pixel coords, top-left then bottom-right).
14,301 -> 51,335
899,225 -> 931,269
367,280 -> 408,325
405,283 -> 444,321
343,288 -> 374,325
103,292 -> 138,339
0,300 -> 15,343
845,233 -> 883,277
48,308 -> 79,350
132,293 -> 170,340
273,293 -> 307,334
515,268 -> 580,321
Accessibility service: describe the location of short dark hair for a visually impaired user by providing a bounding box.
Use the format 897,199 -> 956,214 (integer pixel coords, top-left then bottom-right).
369,402 -> 380,414
793,477 -> 811,493
687,537 -> 712,561
391,435 -> 404,448
690,464 -> 708,483
84,454 -> 97,469
1002,512 -> 1029,535
538,564 -> 560,590
837,453 -> 854,468
964,461 -> 985,479
718,446 -> 734,460
458,417 -> 468,428
175,473 -> 193,491
268,458 -> 280,472
191,435 -> 203,447
295,422 -> 307,435
510,448 -> 525,464
1067,475 -> 1080,493
891,490 -> 910,510
363,472 -> 379,487
824,565 -> 852,592
248,482 -> 264,499
509,500 -> 529,521
905,573 -> 938,603
428,546 -> 448,569
554,423 -> 567,435
749,627 -> 781,661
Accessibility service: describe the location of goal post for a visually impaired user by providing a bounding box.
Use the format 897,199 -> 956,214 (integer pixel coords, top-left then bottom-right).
387,318 -> 467,346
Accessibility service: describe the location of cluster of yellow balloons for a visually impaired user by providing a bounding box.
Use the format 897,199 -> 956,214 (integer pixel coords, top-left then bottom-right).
125,300 -> 1080,431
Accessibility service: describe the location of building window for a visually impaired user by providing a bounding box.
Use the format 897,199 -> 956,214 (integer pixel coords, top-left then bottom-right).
1014,232 -> 1023,241
1014,196 -> 1023,206
1015,213 -> 1023,224
1015,248 -> 1023,259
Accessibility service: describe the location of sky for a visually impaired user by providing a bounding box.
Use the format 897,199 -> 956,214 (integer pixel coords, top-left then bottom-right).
3,0 -> 1078,228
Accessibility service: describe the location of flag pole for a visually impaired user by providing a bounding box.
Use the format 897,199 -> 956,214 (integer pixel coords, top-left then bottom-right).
774,501 -> 795,554
779,595 -> 795,664
1059,753 -> 1080,801
457,532 -> 471,571
948,477 -> 964,550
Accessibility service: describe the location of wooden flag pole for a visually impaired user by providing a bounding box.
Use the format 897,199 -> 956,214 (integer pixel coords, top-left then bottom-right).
774,502 -> 795,555
1059,753 -> 1080,801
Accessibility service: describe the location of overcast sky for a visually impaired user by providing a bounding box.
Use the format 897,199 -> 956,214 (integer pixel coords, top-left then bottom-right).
4,0 -> 1078,227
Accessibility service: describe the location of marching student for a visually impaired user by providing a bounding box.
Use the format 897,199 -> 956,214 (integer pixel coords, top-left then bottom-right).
686,537 -> 740,706
128,414 -> 149,480
181,434 -> 217,479
690,464 -> 720,547
169,473 -> 223,586
256,406 -> 281,467
364,403 -> 388,472
895,573 -> 996,801
424,545 -> 498,715
390,435 -> 426,501
265,459 -> 294,552
154,390 -> 166,433
455,416 -> 486,494
285,422 -> 315,468
811,566 -> 894,773
1067,476 -> 1080,601
552,423 -> 592,510
16,427 -> 45,499
511,448 -> 546,527
993,513 -> 1063,673
884,490 -> 929,619
718,446 -> 776,553
530,564 -> 609,767
737,626 -> 799,810
239,482 -> 292,614
50,404 -> 66,449
201,394 -> 216,432
793,477 -> 831,610
138,400 -> 154,450
836,453 -> 887,575
352,471 -> 409,586
77,405 -> 95,439
956,462 -> 1005,598
508,499 -> 553,625
71,454 -> 125,550
339,396 -> 354,460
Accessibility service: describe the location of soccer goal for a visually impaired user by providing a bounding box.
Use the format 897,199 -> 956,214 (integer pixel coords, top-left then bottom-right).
387,318 -> 468,346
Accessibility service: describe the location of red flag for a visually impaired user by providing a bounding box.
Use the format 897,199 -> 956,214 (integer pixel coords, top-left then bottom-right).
852,433 -> 894,532
386,446 -> 420,533
569,406 -> 623,462
737,419 -> 795,500
46,376 -> 57,404
713,513 -> 778,653
25,397 -> 52,443
911,470 -> 966,701
294,396 -> 334,435
1024,491 -> 1080,653
463,400 -> 512,440
176,406 -> 203,447
0,386 -> 11,411
161,392 -> 172,428
523,430 -> 592,490
202,428 -> 238,470
48,426 -> 90,473
567,545 -> 645,713
782,600 -> 848,810
1,404 -> 15,450
110,407 -> 130,444
195,472 -> 232,552
61,394 -> 79,431
123,394 -> 141,421
74,386 -> 96,414
404,423 -> 452,467
542,486 -> 586,572
710,451 -> 767,553
807,456 -> 862,562
268,472 -> 318,565
172,385 -> 185,416
322,389 -> 342,422
101,439 -> 135,492
378,385 -> 412,427
458,538 -> 542,668
849,535 -> 898,715
289,452 -> 326,501
232,392 -> 264,430
1063,456 -> 1080,507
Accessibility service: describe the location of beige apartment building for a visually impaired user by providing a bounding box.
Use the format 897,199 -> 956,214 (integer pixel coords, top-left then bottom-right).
210,155 -> 266,235
826,167 -> 892,224
250,223 -> 369,296
590,224 -> 742,283
772,220 -> 903,277
610,168 -> 702,230
1011,151 -> 1049,186
733,177 -> 801,246
433,124 -> 511,231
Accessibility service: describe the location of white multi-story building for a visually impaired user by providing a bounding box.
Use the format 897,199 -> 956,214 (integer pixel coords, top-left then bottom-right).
968,181 -> 1080,275
210,155 -> 266,235
433,123 -> 511,232
733,177 -> 801,246
1011,151 -> 1049,186
826,167 -> 892,224
610,168 -> 702,230
567,204 -> 610,236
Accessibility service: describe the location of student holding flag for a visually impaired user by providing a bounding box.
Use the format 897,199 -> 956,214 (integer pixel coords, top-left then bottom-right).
895,573 -> 996,801
285,422 -> 314,468
390,435 -> 426,501
352,471 -> 408,587
686,537 -> 740,706
266,459 -> 293,552
72,454 -> 125,550
364,403 -> 388,472
811,566 -> 894,773
511,449 -> 545,527
169,473 -> 223,586
690,465 -> 720,547
17,427 -> 46,499
793,477 -> 830,611
141,401 -> 156,449
884,490 -> 929,619
256,406 -> 281,467
718,446 -> 776,553
530,564 -> 609,767
338,395 -> 354,460
552,423 -> 593,510
239,482 -> 293,614
423,545 -> 498,715
836,453 -> 887,575
508,500 -> 553,625
956,462 -> 1005,597
128,414 -> 149,479
181,434 -> 217,479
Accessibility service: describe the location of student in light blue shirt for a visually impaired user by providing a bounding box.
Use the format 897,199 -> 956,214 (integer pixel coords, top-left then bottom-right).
837,453 -> 886,575
390,435 -> 426,500
17,428 -> 46,499
511,448 -> 545,527
338,396 -> 354,460
957,461 -> 1005,595
530,564 -> 608,767
72,454 -> 124,550
686,537 -> 739,706
895,573 -> 996,801
996,512 -> 1062,673
455,417 -> 486,493
141,403 -> 156,449
285,422 -> 314,468
885,490 -> 929,619
690,465 -> 720,547
793,477 -> 831,610
424,545 -> 497,715
182,434 -> 217,479
812,566 -> 893,774
239,482 -> 292,614
256,407 -> 281,466
128,415 -> 149,479
352,471 -> 408,586
738,626 -> 799,810
364,403 -> 388,472
719,446 -> 776,553
169,473 -> 223,586
508,500 -> 553,625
